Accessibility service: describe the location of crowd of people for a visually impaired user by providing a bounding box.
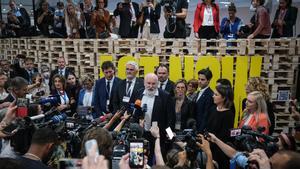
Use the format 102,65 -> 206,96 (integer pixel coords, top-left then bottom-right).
0,54 -> 299,169
0,0 -> 299,39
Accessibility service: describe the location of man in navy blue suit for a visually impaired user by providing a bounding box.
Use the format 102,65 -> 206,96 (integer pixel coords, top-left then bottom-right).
194,68 -> 215,132
93,61 -> 120,118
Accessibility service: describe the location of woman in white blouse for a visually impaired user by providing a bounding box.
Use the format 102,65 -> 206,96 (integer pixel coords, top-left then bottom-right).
193,0 -> 220,39
78,74 -> 94,107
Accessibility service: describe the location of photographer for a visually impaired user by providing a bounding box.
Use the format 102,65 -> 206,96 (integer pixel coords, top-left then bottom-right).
36,0 -> 54,37
162,0 -> 188,38
113,0 -> 140,38
139,0 -> 161,39
0,102 -> 17,138
27,73 -> 50,101
53,2 -> 67,38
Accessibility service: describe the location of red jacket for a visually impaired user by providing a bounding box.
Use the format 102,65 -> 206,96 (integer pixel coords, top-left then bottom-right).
193,3 -> 220,33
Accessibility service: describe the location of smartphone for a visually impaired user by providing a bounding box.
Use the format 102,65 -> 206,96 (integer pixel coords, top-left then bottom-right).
16,98 -> 29,118
129,141 -> 144,168
85,139 -> 99,163
58,158 -> 82,169
165,127 -> 174,140
152,121 -> 158,127
230,128 -> 242,137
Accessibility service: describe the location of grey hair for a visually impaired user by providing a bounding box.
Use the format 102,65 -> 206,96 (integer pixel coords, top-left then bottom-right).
126,61 -> 139,70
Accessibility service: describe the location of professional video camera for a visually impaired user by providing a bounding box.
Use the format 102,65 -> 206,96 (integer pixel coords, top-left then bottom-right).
174,129 -> 210,166
231,126 -> 279,157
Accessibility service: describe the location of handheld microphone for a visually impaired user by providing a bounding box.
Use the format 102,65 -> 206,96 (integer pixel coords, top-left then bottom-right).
46,113 -> 67,125
30,114 -> 45,120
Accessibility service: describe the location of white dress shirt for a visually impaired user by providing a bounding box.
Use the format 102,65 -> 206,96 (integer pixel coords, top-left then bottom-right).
142,89 -> 159,131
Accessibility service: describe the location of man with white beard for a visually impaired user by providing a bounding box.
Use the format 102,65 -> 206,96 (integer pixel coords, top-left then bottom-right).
136,73 -> 175,163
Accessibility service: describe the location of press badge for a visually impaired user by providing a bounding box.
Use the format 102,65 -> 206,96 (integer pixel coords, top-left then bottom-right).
122,96 -> 130,103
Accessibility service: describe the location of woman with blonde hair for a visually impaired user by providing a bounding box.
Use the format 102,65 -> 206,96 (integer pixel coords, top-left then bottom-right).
243,77 -> 275,135
239,91 -> 270,134
65,3 -> 84,38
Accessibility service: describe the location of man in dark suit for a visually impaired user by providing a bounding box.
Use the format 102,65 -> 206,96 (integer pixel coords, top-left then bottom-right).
112,61 -> 144,113
113,0 -> 140,38
11,58 -> 38,84
155,64 -> 175,97
136,73 -> 175,162
194,68 -> 215,132
93,61 -> 120,118
49,56 -> 72,89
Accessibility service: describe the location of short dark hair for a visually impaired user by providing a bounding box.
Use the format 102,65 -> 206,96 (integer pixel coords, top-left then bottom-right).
216,78 -> 232,88
155,64 -> 169,74
228,2 -> 236,12
101,61 -> 115,71
276,150 -> 300,168
31,127 -> 58,145
198,68 -> 213,81
202,0 -> 215,3
215,84 -> 234,109
0,158 -> 21,169
10,77 -> 28,90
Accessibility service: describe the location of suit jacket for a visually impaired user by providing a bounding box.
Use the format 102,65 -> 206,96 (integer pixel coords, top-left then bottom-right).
112,78 -> 144,113
175,97 -> 195,130
49,67 -> 72,89
140,4 -> 161,33
164,79 -> 175,97
272,6 -> 298,38
113,2 -> 140,38
194,87 -> 214,132
93,77 -> 120,117
11,67 -> 39,83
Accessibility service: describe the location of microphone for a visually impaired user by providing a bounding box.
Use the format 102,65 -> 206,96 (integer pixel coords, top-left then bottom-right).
29,107 -> 58,121
129,123 -> 144,138
142,104 -> 147,113
30,114 -> 45,120
85,116 -> 108,130
46,113 -> 67,125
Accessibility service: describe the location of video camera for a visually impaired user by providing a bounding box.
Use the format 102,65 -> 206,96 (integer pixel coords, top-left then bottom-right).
231,126 -> 278,157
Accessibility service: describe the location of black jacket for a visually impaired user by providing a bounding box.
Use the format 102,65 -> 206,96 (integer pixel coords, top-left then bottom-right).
272,6 -> 298,38
112,78 -> 144,113
140,4 -> 161,33
114,2 -> 140,38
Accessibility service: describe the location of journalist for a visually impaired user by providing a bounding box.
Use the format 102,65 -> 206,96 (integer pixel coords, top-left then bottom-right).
139,0 -> 161,39
162,0 -> 188,38
243,77 -> 275,135
239,91 -> 270,135
36,0 -> 54,37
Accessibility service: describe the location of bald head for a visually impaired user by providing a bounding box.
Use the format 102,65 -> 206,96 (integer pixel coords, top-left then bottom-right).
144,73 -> 158,92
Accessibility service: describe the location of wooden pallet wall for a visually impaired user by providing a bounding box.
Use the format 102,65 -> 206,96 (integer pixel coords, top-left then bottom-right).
0,38 -> 299,136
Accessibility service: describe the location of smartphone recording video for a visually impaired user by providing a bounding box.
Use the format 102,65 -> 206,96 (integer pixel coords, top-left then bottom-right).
16,98 -> 29,118
129,141 -> 144,168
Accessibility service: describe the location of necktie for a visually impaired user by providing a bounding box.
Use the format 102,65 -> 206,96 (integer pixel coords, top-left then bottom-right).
126,81 -> 132,96
59,70 -> 63,75
106,81 -> 111,98
160,83 -> 164,89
